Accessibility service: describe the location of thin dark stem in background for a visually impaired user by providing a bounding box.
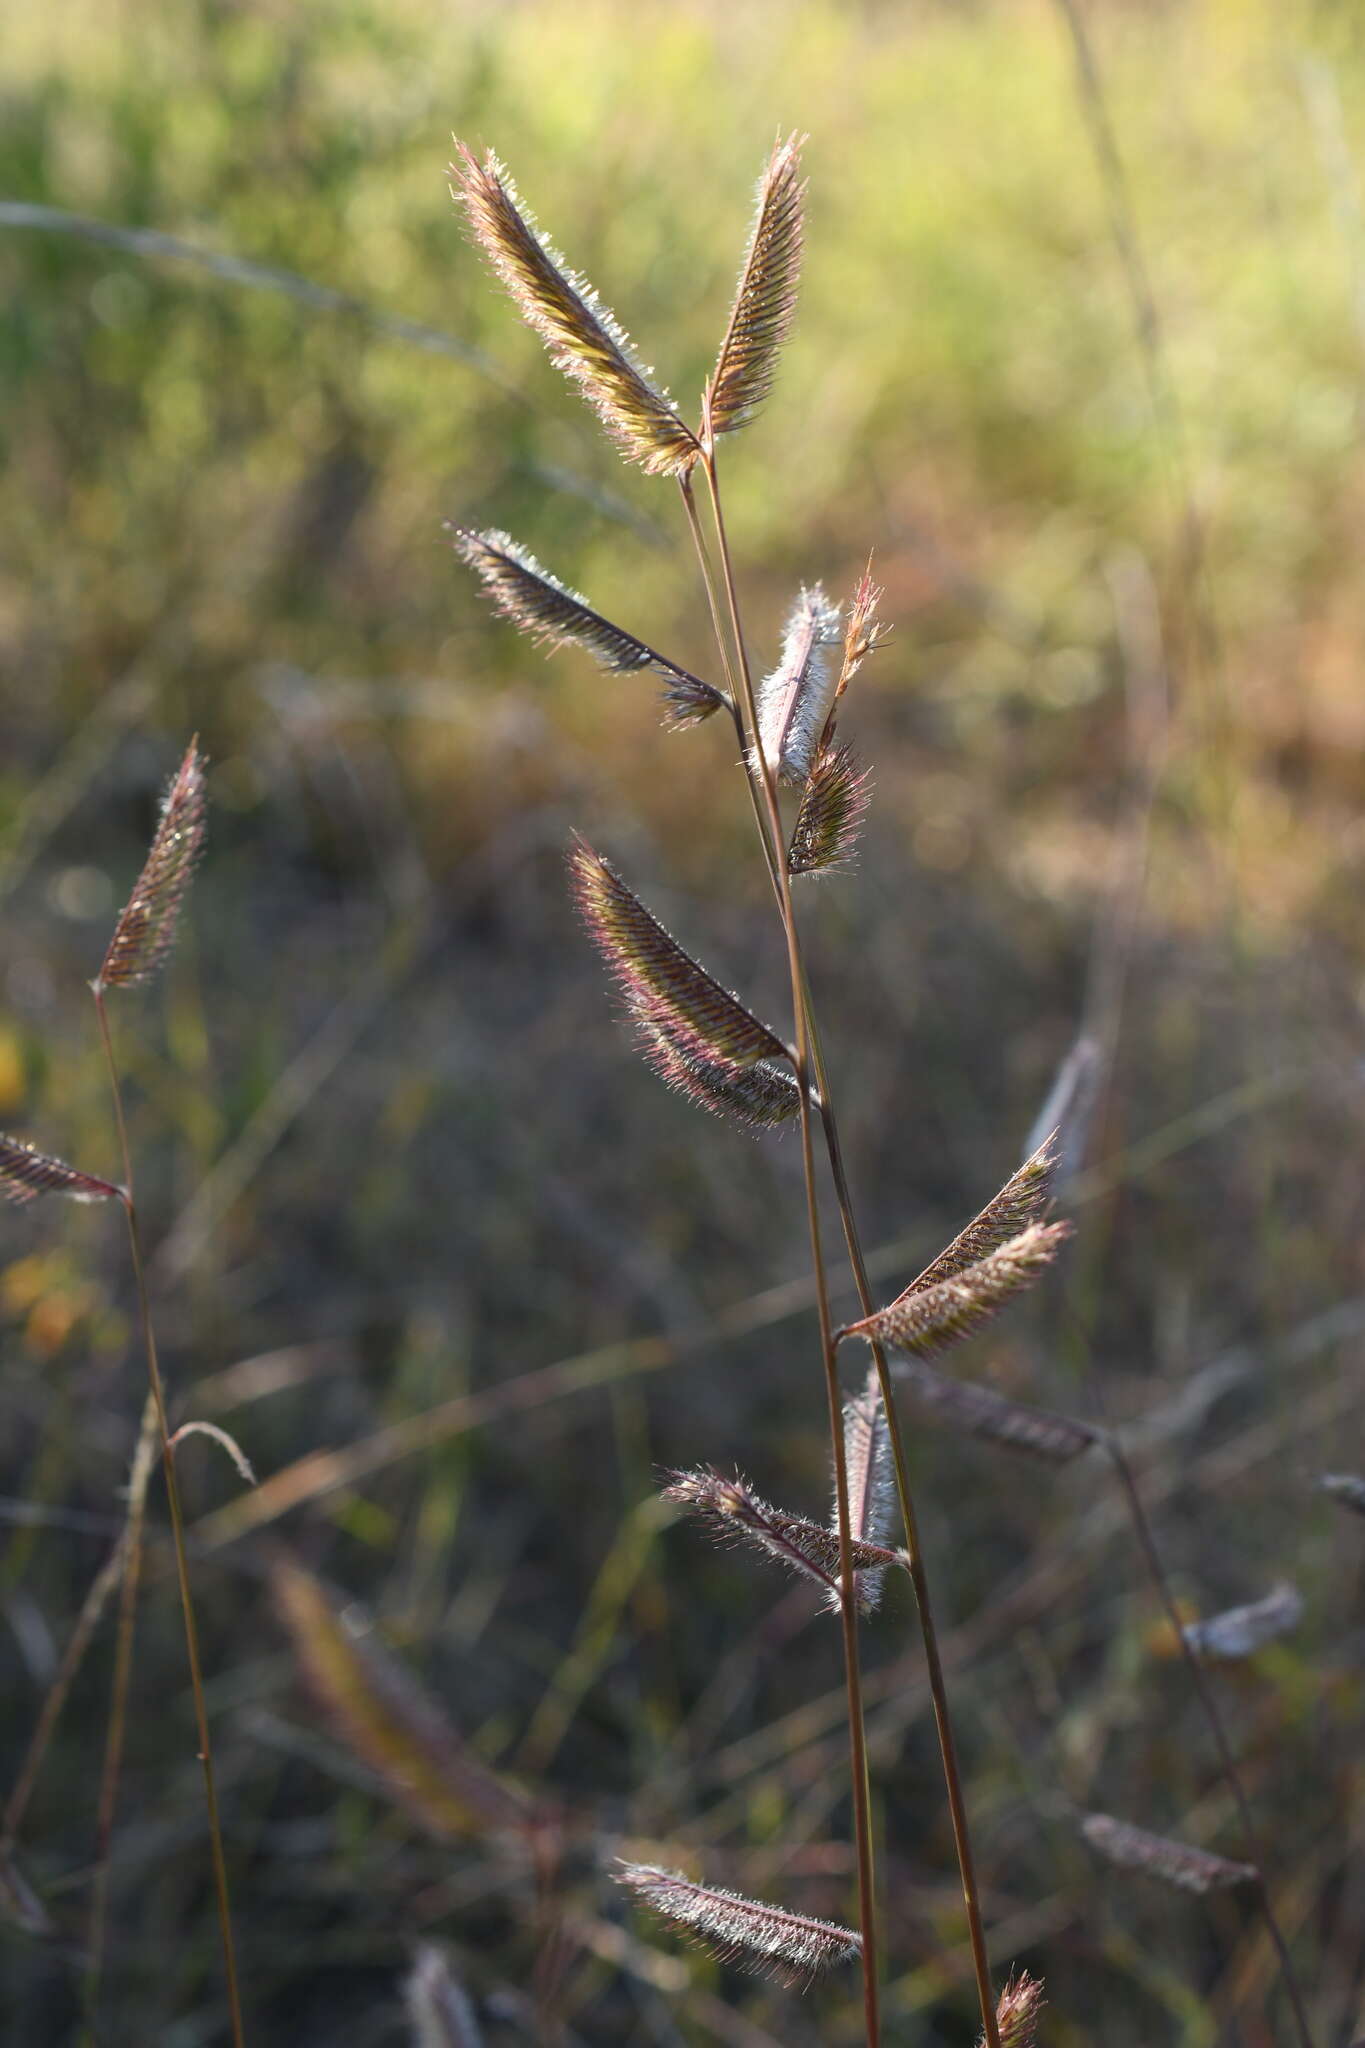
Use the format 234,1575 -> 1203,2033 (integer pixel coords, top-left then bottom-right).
92,989 -> 247,2048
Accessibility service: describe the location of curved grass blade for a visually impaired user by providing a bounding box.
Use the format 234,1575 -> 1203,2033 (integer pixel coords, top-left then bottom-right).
568,839 -> 790,1069
271,1556 -> 531,1843
449,527 -> 725,727
662,1466 -> 900,1609
706,132 -> 805,440
616,1862 -> 861,1985
95,739 -> 206,992
1080,1812 -> 1258,1895
1182,1582 -> 1303,1661
789,743 -> 871,878
451,144 -> 700,477
0,1132 -> 121,1207
754,585 -> 842,784
909,1136 -> 1059,1296
843,1222 -> 1070,1361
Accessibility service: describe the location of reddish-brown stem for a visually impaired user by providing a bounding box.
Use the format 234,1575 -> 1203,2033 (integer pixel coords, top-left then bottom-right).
92,987 -> 246,2048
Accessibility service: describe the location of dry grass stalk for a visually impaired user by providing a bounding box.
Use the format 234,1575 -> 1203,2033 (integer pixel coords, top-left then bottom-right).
616,1863 -> 861,1985
94,737 -> 205,991
0,1132 -> 121,1206
892,1357 -> 1100,1464
404,1944 -> 484,2048
706,132 -> 806,440
1080,1812 -> 1258,1895
984,1971 -> 1045,2048
1318,1472 -> 1365,1517
754,584 -> 843,784
448,526 -> 725,729
788,743 -> 871,878
1182,1582 -> 1304,1661
843,1222 -> 1070,1361
271,1555 -> 531,1844
449,143 -> 699,476
662,1466 -> 901,1612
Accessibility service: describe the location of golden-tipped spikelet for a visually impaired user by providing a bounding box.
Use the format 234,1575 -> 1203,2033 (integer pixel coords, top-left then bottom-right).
893,1356 -> 1100,1464
404,1945 -> 484,2048
95,738 -> 206,992
450,143 -> 700,477
616,1863 -> 861,1985
789,742 -> 871,877
839,1374 -> 897,1613
982,1971 -> 1045,2048
910,1135 -> 1059,1295
754,585 -> 843,784
0,1133 -> 122,1207
833,567 -> 890,703
706,133 -> 806,441
1080,1812 -> 1258,1894
843,1221 -> 1070,1361
568,839 -> 790,1070
271,1556 -> 531,1844
1182,1582 -> 1304,1660
448,526 -> 725,729
662,1466 -> 901,1610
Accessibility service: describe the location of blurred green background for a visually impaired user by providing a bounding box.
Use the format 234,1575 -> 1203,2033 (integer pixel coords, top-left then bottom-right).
3,0 -> 1364,2040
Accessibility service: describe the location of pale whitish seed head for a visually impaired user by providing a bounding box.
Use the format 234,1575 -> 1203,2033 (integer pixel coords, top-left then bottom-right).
754,585 -> 843,784
616,1862 -> 861,1984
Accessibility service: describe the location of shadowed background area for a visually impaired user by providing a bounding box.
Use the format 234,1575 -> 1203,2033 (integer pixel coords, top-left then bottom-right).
2,0 -> 1364,2040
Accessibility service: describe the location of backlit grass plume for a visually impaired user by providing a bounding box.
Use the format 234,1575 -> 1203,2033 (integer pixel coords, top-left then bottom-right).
450,143 -> 699,477
449,526 -> 725,729
94,737 -> 205,992
616,1863 -> 861,1985
754,584 -> 843,784
636,1014 -> 801,1132
662,1466 -> 901,1611
1080,1813 -> 1258,1895
0,1133 -> 121,1206
706,132 -> 805,440
840,1377 -> 896,1612
789,742 -> 871,877
909,1136 -> 1059,1295
984,1972 -> 1045,2048
842,1221 -> 1070,1360
568,838 -> 790,1070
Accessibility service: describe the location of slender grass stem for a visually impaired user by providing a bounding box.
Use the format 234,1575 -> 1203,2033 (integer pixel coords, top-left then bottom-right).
92,988 -> 246,2048
692,432 -> 879,2044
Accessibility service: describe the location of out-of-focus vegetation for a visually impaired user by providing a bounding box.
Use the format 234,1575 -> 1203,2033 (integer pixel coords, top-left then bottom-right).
2,0 -> 1365,2040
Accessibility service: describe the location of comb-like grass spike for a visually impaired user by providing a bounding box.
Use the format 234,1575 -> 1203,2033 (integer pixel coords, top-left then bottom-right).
789,743 -> 871,877
449,527 -> 725,728
839,1373 -> 896,1612
754,585 -> 843,784
893,1357 -> 1100,1464
636,1016 -> 800,1132
662,1466 -> 900,1608
909,1136 -> 1059,1296
0,1133 -> 122,1207
616,1862 -> 861,1985
706,133 -> 805,441
983,1972 -> 1046,2048
450,144 -> 699,477
1080,1812 -> 1258,1895
95,739 -> 206,992
842,1222 -> 1070,1360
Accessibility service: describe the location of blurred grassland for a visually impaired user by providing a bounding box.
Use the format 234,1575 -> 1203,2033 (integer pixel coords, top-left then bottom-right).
3,0 -> 1365,2042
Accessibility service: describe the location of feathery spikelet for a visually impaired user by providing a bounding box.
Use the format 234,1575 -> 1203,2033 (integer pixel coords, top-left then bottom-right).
789,743 -> 871,878
568,839 -> 790,1072
271,1556 -> 531,1843
662,1466 -> 900,1608
404,1945 -> 484,2048
834,568 -> 890,702
637,1015 -> 801,1132
843,1222 -> 1070,1360
450,144 -> 699,477
616,1863 -> 861,1985
448,527 -> 725,728
1319,1472 -> 1365,1517
983,1971 -> 1046,2048
706,132 -> 805,440
95,739 -> 206,992
893,1356 -> 1100,1464
839,1372 -> 897,1613
1182,1582 -> 1304,1661
910,1135 -> 1059,1295
0,1133 -> 122,1207
1080,1812 -> 1258,1895
754,585 -> 843,784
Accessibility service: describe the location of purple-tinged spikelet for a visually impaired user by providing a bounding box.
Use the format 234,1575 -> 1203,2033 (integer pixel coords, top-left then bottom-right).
983,1970 -> 1045,2048
838,1373 -> 897,1613
567,839 -> 790,1071
616,1863 -> 861,1985
1080,1812 -> 1258,1895
909,1135 -> 1059,1295
754,585 -> 843,784
789,743 -> 871,878
843,1222 -> 1070,1361
95,739 -> 206,992
893,1357 -> 1099,1464
707,133 -> 805,441
834,568 -> 890,701
448,527 -> 725,728
450,144 -> 699,478
0,1133 -> 122,1207
637,1016 -> 800,1132
1182,1582 -> 1303,1661
662,1466 -> 900,1607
